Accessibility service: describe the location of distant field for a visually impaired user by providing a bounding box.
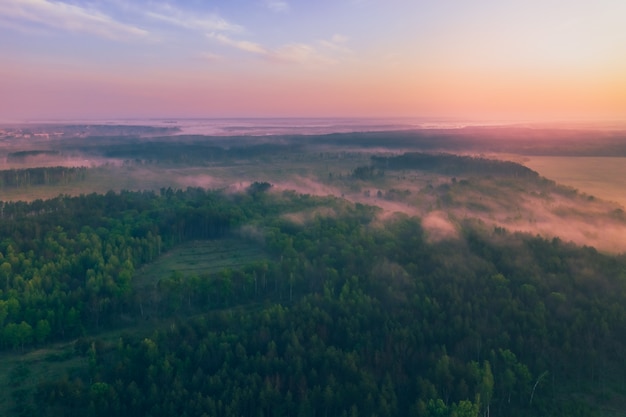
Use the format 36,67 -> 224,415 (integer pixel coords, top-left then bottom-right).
133,239 -> 268,289
523,156 -> 626,208
0,152 -> 369,202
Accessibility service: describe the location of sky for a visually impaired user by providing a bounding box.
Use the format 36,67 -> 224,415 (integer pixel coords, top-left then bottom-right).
1,0 -> 625,122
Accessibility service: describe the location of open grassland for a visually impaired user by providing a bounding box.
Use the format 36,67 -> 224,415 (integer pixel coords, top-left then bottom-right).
523,156 -> 626,208
0,342 -> 82,415
133,238 -> 268,289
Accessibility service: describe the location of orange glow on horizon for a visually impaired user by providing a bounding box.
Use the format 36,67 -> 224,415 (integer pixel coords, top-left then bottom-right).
2,54 -> 625,122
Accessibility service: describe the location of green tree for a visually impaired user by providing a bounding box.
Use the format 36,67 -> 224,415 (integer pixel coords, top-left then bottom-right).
34,319 -> 51,345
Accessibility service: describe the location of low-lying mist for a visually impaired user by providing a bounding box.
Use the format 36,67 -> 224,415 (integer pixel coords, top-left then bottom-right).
3,123 -> 626,253
273,169 -> 626,253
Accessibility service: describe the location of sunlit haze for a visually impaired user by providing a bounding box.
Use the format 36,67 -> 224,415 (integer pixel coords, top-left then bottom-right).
1,0 -> 625,123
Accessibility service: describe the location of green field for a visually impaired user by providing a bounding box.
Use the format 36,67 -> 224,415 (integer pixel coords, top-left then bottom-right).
523,156 -> 626,208
133,238 -> 268,289
0,343 -> 81,415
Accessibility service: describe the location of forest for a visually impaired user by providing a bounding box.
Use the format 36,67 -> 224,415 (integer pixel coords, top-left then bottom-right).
0,167 -> 87,189
0,186 -> 624,416
1,126 -> 626,416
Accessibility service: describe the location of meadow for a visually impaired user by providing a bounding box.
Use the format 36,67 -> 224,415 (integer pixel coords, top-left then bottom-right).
132,239 -> 268,290
523,156 -> 626,208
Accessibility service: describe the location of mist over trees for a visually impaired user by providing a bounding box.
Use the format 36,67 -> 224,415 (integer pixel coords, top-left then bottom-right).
370,153 -> 539,178
0,188 -> 624,416
0,167 -> 87,189
1,125 -> 626,416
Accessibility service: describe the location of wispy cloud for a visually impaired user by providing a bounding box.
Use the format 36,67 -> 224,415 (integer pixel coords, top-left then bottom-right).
0,0 -> 148,40
264,0 -> 290,13
272,43 -> 316,62
285,34 -> 353,65
208,32 -> 319,64
318,34 -> 351,53
208,32 -> 352,67
145,4 -> 243,33
208,33 -> 268,55
270,43 -> 337,65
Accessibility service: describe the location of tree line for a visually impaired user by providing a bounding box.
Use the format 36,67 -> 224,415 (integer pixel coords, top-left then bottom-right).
370,153 -> 539,178
0,167 -> 87,189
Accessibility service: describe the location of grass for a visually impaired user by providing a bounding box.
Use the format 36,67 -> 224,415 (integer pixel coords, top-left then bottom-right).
133,238 -> 268,289
0,342 -> 83,416
523,156 -> 626,208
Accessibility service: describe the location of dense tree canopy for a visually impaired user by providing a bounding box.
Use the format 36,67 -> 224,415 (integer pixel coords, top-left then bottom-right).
0,188 -> 624,416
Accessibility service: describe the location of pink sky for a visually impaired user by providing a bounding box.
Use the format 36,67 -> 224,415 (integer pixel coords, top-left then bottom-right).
1,1 -> 625,123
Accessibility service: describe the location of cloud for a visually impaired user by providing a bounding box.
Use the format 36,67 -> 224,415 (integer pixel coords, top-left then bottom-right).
211,35 -> 333,65
207,32 -> 351,66
318,34 -> 352,54
0,15 -> 52,36
145,4 -> 243,33
271,43 -> 320,63
0,0 -> 148,40
422,211 -> 459,242
208,32 -> 268,55
264,0 -> 290,13
270,42 -> 341,66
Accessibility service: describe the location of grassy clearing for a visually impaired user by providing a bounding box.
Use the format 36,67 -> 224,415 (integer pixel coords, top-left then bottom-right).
134,238 -> 268,289
0,342 -> 82,416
